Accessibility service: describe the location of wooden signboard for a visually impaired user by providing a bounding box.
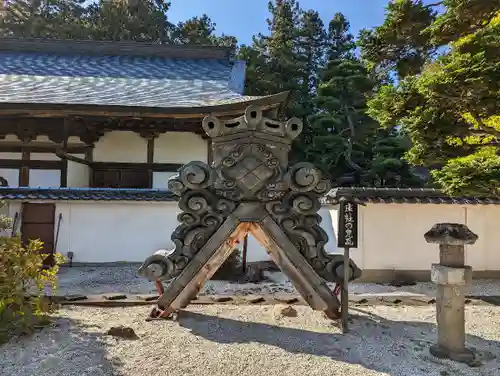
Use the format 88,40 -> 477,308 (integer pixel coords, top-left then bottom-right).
337,200 -> 358,248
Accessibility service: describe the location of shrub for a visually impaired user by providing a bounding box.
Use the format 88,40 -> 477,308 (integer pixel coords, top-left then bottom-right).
0,201 -> 65,344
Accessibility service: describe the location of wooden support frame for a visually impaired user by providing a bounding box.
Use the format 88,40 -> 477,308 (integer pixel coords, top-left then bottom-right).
138,106 -> 362,324
153,203 -> 341,319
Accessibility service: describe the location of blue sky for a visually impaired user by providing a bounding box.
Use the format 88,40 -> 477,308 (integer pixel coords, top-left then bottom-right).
167,0 -> 394,45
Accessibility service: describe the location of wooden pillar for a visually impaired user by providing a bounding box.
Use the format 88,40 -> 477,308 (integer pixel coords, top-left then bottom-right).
60,118 -> 69,188
147,136 -> 155,188
19,148 -> 30,187
85,147 -> 94,187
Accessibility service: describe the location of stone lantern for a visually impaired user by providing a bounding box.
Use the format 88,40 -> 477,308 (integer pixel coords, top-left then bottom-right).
424,222 -> 478,363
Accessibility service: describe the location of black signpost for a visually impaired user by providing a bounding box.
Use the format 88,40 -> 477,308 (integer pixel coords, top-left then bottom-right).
337,199 -> 359,333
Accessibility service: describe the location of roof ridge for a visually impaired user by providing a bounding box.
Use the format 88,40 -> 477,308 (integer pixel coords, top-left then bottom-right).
0,37 -> 234,61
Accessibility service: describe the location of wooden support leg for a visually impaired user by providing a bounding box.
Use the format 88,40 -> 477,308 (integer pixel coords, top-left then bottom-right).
154,221 -> 250,317
249,221 -> 340,318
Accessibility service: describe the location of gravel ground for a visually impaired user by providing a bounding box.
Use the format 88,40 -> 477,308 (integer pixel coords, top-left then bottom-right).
1,305 -> 500,376
55,265 -> 500,297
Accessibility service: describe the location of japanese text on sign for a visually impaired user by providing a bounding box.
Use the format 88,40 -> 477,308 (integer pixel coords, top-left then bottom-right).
337,201 -> 358,248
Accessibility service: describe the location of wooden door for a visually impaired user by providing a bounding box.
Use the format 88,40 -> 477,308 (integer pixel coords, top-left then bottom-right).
21,203 -> 56,256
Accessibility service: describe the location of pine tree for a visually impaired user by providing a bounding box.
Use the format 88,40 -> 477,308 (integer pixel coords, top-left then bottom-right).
239,0 -> 305,118
305,13 -> 377,186
0,0 -> 88,39
369,129 -> 425,187
295,9 -> 326,115
86,0 -> 173,42
173,14 -> 237,48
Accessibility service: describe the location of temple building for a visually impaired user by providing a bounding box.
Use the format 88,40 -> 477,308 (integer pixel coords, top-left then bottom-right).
0,37 -> 294,263
0,38 -> 498,282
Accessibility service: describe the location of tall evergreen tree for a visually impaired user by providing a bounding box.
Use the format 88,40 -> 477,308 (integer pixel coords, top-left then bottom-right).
238,0 -> 305,118
86,0 -> 173,42
304,13 -> 377,186
295,9 -> 326,113
369,129 -> 425,187
172,14 -> 237,48
0,0 -> 88,39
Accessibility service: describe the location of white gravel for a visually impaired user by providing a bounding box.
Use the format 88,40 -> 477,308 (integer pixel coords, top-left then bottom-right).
55,266 -> 500,297
1,305 -> 499,376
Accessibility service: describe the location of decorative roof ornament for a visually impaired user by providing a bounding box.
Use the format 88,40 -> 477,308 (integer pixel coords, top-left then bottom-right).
139,105 -> 362,320
202,105 -> 303,142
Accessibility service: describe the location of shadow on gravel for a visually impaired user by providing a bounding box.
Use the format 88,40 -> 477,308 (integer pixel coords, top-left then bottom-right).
0,316 -> 124,376
176,308 -> 500,376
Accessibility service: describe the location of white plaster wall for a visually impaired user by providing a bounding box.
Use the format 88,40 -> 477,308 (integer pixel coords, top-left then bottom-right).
2,198 -> 498,272
465,206 -> 500,270
0,169 -> 19,187
355,204 -> 467,271
54,201 -> 181,263
243,207 -> 337,262
154,133 -> 207,164
0,152 -> 22,159
67,155 -> 89,188
50,201 -> 338,263
93,131 -> 147,163
0,135 -> 21,142
152,171 -> 177,189
30,152 -> 60,161
29,169 -> 61,188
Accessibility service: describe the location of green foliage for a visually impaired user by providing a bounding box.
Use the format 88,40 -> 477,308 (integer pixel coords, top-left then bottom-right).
364,1 -> 500,196
0,0 -> 89,39
0,0 -> 236,47
358,0 -> 438,79
305,14 -> 388,186
369,129 -> 425,187
0,200 -> 65,343
431,147 -> 500,196
238,0 -> 309,118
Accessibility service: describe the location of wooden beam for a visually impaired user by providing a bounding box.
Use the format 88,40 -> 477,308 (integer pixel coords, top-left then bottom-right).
0,97 -> 286,118
54,149 -> 92,166
0,159 -> 62,170
92,162 -> 182,172
0,143 -> 89,154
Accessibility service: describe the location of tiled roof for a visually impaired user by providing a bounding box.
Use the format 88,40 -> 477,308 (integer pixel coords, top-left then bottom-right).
1,187 -> 497,205
325,188 -> 500,205
0,51 -> 254,108
0,187 -> 176,202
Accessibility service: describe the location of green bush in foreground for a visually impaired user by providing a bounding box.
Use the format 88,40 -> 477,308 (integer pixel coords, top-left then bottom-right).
0,205 -> 65,343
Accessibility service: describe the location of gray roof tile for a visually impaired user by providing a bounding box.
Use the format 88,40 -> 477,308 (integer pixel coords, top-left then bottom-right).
325,188 -> 500,205
0,187 -> 176,201
0,52 -> 255,107
0,187 -> 498,204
